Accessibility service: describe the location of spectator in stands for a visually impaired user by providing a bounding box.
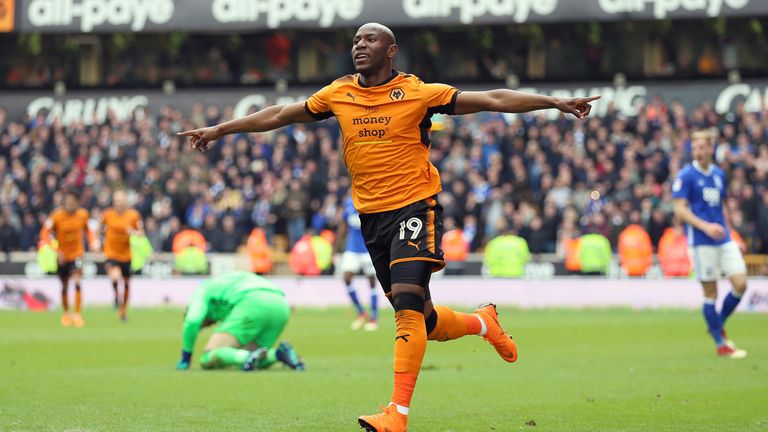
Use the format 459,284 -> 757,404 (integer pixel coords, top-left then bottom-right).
283,179 -> 308,246
18,212 -> 39,251
0,213 -> 18,253
1,90 -> 768,266
212,215 -> 242,253
144,217 -> 164,253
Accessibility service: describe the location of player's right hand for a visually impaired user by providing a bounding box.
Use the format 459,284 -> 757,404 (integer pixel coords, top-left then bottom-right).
177,126 -> 221,152
703,223 -> 726,240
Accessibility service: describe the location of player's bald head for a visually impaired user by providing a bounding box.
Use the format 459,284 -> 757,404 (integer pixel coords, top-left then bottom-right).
352,22 -> 398,75
356,23 -> 396,45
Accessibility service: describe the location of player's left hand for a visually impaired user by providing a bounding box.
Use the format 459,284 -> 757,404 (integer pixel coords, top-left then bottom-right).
554,96 -> 600,119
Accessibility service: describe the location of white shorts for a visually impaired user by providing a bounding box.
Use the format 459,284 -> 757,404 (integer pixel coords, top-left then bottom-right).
689,241 -> 747,282
340,251 -> 376,276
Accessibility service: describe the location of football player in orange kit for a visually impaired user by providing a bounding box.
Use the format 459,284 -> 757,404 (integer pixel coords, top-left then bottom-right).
41,192 -> 96,327
179,23 -> 598,431
102,189 -> 144,321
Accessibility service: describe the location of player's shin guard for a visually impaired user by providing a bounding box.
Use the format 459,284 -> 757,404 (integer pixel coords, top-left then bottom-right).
74,286 -> 82,314
346,282 -> 365,316
426,305 -> 484,342
720,291 -> 742,324
111,280 -> 119,307
61,287 -> 69,312
370,290 -> 379,321
391,293 -> 426,413
199,347 -> 250,369
703,299 -> 724,346
121,281 -> 130,314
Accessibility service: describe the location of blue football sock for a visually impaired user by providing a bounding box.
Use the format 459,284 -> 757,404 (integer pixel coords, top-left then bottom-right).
703,299 -> 724,347
719,291 -> 742,325
346,283 -> 365,316
369,290 -> 378,321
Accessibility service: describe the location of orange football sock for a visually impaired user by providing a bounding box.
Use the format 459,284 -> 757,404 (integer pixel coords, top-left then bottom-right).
427,305 -> 482,341
74,289 -> 82,314
391,309 -> 426,410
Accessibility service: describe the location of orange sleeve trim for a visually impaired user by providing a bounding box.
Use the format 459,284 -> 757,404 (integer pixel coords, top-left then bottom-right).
389,257 -> 446,270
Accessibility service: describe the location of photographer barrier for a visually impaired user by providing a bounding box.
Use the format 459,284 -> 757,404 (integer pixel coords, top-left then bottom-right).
4,276 -> 768,311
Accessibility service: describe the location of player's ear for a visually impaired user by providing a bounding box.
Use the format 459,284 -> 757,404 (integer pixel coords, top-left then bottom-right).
387,44 -> 398,60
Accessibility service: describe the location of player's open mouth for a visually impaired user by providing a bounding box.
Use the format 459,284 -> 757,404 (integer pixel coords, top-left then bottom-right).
354,53 -> 369,62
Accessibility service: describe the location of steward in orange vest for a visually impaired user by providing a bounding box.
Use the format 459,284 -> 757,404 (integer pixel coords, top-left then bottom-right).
618,224 -> 653,276
246,228 -> 272,274
172,229 -> 207,254
657,226 -> 691,277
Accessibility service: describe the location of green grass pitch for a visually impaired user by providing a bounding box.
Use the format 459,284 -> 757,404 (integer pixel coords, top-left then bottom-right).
1,307 -> 767,431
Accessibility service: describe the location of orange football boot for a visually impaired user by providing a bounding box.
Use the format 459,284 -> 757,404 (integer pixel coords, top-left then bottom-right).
60,313 -> 73,327
358,405 -> 408,432
72,313 -> 85,328
474,303 -> 518,362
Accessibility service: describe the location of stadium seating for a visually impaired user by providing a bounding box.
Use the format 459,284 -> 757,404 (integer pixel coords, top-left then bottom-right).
1,98 -> 767,259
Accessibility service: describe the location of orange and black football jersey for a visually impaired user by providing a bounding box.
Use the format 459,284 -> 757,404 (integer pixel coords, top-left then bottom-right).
41,208 -> 91,261
305,71 -> 458,214
102,208 -> 141,262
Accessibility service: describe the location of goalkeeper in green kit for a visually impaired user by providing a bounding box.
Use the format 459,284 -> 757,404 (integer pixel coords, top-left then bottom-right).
176,272 -> 305,371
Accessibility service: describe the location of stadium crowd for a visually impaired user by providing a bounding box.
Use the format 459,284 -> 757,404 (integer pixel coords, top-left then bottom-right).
1,95 -> 768,256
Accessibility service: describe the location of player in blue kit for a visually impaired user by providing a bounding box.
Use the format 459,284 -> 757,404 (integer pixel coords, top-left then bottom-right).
673,129 -> 748,359
338,195 -> 379,331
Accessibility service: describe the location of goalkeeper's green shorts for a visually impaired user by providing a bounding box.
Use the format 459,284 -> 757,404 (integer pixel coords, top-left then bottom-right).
216,292 -> 290,349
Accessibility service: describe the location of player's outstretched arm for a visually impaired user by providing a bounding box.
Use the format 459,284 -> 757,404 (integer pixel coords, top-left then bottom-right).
455,90 -> 599,119
178,102 -> 316,152
178,288 -> 209,370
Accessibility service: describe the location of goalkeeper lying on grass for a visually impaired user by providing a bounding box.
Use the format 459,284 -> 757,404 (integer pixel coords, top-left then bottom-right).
177,271 -> 305,371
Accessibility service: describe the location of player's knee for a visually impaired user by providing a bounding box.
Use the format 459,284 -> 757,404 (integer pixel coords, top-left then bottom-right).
424,308 -> 438,334
392,292 -> 424,313
701,282 -> 717,299
733,280 -> 747,295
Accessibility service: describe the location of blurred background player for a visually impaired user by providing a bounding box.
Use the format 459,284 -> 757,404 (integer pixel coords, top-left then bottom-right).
176,271 -> 304,372
40,192 -> 95,327
338,194 -> 379,331
101,189 -> 144,321
673,129 -> 749,359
